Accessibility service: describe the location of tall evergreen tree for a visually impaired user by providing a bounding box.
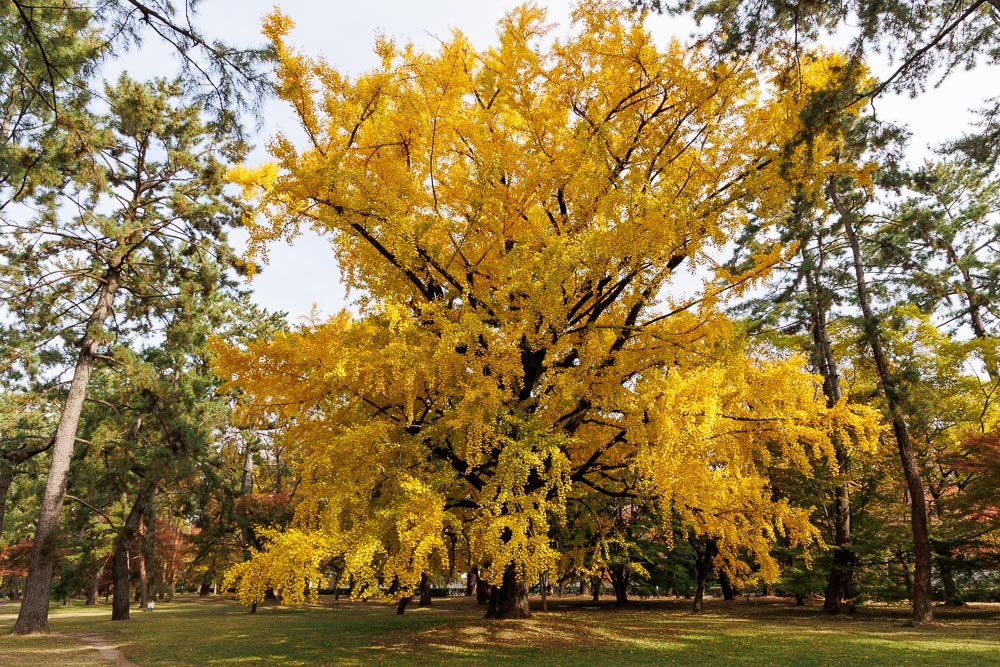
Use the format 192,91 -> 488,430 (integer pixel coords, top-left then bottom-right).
5,75 -> 244,634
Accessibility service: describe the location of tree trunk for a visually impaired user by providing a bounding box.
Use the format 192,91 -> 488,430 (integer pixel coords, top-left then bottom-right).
590,575 -> 602,602
476,577 -> 492,606
143,491 -> 157,604
0,468 -> 11,542
466,567 -> 477,596
609,564 -> 629,606
137,515 -> 149,610
484,564 -> 530,619
719,571 -> 736,601
13,270 -> 119,635
111,541 -> 131,621
803,242 -> 857,615
692,540 -> 717,613
418,572 -> 432,607
333,569 -> 343,603
540,572 -> 548,611
239,436 -> 259,613
112,477 -> 160,621
85,565 -> 100,606
840,198 -> 933,624
933,538 -> 964,606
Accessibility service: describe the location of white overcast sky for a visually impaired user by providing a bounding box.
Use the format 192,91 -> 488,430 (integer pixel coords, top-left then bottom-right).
119,1 -> 999,321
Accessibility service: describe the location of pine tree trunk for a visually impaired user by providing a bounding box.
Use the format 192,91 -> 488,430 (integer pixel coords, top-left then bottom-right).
803,245 -> 857,615
85,568 -> 100,606
484,564 -> 530,619
112,477 -> 160,621
839,198 -> 933,624
13,270 -> 119,635
239,437 -> 259,613
136,513 -> 150,609
111,540 -> 131,622
0,469 -> 11,542
143,492 -> 157,604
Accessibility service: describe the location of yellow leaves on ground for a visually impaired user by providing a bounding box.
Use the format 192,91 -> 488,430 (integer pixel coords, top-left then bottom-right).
217,1 -> 885,604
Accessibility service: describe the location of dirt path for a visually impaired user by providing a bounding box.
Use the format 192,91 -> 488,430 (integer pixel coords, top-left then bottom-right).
62,633 -> 137,667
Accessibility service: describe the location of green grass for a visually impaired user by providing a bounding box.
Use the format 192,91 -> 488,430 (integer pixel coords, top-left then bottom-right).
1,595 -> 999,666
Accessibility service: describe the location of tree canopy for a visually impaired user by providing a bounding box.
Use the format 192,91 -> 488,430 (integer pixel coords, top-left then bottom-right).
216,1 -> 879,618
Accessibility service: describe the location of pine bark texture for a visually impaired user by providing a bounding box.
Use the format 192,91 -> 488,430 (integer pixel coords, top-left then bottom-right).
0,470 -> 11,542
13,271 -> 119,634
840,197 -> 933,625
112,478 -> 160,621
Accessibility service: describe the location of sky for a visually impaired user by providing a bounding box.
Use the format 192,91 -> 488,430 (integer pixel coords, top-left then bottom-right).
124,1 -> 999,322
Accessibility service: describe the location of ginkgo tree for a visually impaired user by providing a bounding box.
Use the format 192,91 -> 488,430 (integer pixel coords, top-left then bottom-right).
217,1 -> 879,618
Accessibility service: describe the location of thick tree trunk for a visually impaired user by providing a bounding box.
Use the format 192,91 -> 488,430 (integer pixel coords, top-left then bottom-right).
719,571 -> 736,601
476,577 -> 492,606
13,270 -> 119,635
484,564 -> 530,619
692,540 -> 717,613
111,541 -> 131,621
112,477 -> 160,621
85,555 -> 107,606
418,573 -> 432,607
85,569 -> 100,606
609,564 -> 629,606
466,567 -> 477,596
840,201 -> 933,625
824,535 -> 855,613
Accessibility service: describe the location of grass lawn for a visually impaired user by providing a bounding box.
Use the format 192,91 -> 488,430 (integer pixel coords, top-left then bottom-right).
1,594 -> 998,666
